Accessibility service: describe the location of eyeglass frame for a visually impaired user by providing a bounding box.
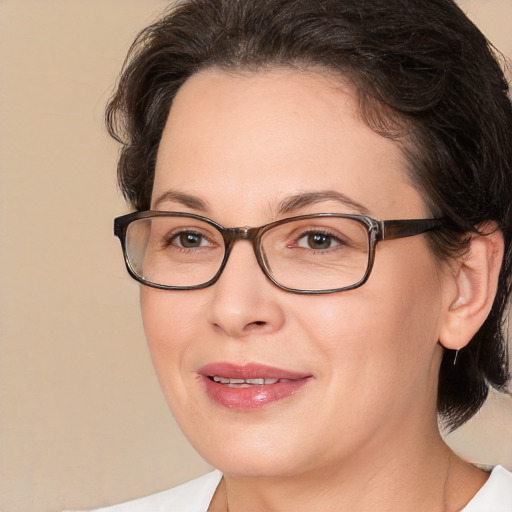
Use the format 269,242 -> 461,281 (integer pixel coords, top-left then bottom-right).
114,210 -> 444,295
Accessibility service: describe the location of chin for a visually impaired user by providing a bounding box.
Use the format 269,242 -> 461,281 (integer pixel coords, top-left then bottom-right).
208,452 -> 305,479
179,418 -> 310,478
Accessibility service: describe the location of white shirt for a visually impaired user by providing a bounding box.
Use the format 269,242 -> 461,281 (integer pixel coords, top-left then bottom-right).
87,465 -> 512,512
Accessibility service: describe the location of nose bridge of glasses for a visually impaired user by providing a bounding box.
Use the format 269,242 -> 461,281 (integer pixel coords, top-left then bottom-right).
222,226 -> 268,275
224,226 -> 257,244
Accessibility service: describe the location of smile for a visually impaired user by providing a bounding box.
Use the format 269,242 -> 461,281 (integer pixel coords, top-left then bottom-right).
211,376 -> 293,387
199,363 -> 312,410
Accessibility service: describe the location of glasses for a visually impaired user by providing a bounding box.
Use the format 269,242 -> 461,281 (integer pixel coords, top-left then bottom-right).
114,211 -> 443,294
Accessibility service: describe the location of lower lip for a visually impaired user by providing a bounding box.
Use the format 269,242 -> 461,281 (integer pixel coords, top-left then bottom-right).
201,376 -> 311,410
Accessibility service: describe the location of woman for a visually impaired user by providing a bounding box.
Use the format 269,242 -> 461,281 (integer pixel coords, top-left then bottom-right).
98,0 -> 512,510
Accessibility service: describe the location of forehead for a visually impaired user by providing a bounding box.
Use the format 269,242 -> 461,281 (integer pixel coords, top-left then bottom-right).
153,68 -> 426,220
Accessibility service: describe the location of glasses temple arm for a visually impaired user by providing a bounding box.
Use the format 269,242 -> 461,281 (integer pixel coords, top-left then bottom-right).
381,219 -> 443,240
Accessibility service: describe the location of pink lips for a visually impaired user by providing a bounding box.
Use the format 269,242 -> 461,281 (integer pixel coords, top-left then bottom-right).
199,362 -> 312,410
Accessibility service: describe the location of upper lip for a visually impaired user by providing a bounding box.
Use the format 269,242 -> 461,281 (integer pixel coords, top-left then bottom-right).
199,362 -> 311,380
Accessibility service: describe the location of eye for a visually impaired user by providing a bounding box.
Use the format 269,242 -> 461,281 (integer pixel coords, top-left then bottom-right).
178,232 -> 204,248
167,230 -> 214,249
296,231 -> 341,250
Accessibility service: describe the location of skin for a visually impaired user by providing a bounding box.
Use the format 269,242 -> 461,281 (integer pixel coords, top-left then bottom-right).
141,68 -> 490,511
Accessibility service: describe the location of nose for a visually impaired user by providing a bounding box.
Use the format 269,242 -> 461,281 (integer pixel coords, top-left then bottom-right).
206,241 -> 286,338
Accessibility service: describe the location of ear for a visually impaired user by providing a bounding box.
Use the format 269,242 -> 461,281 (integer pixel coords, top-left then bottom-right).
438,224 -> 504,350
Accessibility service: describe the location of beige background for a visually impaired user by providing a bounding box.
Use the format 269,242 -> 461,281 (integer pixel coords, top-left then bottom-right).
0,1 -> 511,511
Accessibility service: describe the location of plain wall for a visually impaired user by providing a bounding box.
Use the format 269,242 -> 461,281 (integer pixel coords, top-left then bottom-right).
0,1 -> 511,511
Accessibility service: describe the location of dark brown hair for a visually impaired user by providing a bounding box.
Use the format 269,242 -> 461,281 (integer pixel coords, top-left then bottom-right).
106,0 -> 512,430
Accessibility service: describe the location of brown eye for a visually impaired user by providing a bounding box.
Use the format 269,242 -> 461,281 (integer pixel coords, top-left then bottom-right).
306,233 -> 332,249
165,230 -> 213,249
177,232 -> 204,248
297,231 -> 341,250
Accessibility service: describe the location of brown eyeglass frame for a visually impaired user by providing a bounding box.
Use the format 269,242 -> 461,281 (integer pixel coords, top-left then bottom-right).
114,211 -> 444,294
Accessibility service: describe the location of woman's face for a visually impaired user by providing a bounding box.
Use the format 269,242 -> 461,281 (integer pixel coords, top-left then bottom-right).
141,69 -> 451,477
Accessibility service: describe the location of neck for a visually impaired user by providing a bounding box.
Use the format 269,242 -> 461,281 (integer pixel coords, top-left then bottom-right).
210,427 -> 487,512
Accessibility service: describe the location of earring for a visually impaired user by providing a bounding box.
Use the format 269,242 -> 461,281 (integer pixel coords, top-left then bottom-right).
453,318 -> 462,366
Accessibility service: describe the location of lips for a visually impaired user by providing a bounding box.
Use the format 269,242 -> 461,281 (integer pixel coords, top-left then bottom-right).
199,362 -> 312,410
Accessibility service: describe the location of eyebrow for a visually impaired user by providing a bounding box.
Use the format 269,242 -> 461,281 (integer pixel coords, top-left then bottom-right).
152,188 -> 369,217
153,190 -> 209,211
276,190 -> 370,215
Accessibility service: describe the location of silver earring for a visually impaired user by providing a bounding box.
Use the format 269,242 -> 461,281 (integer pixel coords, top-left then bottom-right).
453,349 -> 460,366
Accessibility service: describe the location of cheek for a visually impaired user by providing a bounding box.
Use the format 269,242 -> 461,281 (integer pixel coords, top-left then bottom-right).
139,287 -> 201,399
140,286 -> 204,344
363,248 -> 444,396
140,288 -> 172,353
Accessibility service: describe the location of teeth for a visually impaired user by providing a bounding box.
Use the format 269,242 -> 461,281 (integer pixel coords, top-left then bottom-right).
213,376 -> 230,384
212,376 -> 286,385
246,378 -> 264,385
